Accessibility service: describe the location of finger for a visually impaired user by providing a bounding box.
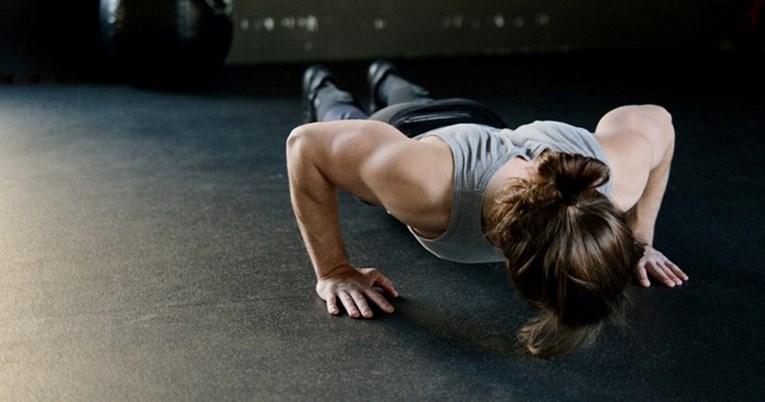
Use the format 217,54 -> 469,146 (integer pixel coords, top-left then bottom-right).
653,258 -> 683,285
325,293 -> 340,315
338,291 -> 360,318
656,261 -> 683,286
349,290 -> 374,318
364,288 -> 395,314
667,261 -> 689,281
635,263 -> 651,287
646,261 -> 675,288
372,273 -> 399,298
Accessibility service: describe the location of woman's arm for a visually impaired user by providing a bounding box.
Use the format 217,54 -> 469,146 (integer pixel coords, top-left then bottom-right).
287,119 -> 447,317
627,128 -> 688,288
596,105 -> 689,287
286,120 -> 402,318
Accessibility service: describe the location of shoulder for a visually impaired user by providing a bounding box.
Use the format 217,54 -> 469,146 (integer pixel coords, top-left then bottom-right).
288,119 -> 454,227
593,105 -> 675,210
288,120 -> 406,156
595,105 -> 674,167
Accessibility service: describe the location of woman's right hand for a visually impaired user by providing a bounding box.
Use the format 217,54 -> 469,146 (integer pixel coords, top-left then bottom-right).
316,265 -> 398,318
636,245 -> 688,287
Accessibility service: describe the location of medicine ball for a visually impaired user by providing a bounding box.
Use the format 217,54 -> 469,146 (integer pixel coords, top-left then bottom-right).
99,0 -> 234,88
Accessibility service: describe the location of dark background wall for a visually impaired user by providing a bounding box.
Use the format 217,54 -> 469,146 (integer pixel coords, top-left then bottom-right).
228,0 -> 756,63
0,0 -> 761,81
0,0 -> 107,82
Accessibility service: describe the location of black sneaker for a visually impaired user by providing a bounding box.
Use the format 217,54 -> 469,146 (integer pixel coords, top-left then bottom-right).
367,60 -> 399,114
302,65 -> 336,123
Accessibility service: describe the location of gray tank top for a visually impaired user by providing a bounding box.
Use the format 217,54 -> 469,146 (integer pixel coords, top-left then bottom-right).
409,121 -> 612,263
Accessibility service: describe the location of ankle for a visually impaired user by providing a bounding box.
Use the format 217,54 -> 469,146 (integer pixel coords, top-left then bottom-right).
314,86 -> 357,117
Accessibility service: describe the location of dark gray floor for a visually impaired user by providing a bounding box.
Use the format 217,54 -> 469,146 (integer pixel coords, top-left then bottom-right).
1,48 -> 764,400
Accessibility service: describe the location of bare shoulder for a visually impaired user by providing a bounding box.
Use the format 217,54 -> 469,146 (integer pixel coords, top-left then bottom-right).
594,105 -> 675,210
287,120 -> 407,157
595,105 -> 674,164
287,120 -> 454,229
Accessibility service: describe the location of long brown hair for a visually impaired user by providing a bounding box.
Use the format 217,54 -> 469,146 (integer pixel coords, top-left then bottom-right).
486,151 -> 644,358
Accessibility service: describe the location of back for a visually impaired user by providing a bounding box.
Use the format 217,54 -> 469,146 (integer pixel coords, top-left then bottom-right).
507,120 -> 614,197
408,121 -> 614,264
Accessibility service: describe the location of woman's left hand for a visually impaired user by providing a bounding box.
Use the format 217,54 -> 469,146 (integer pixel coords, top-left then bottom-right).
636,245 -> 689,288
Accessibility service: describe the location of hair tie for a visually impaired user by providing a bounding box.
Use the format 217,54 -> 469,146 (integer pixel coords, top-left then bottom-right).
561,193 -> 580,206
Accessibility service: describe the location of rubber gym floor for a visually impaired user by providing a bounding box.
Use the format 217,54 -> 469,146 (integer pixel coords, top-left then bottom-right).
1,47 -> 763,400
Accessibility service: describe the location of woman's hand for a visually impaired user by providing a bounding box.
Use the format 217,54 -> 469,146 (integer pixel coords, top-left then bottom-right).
316,265 -> 398,318
636,245 -> 688,288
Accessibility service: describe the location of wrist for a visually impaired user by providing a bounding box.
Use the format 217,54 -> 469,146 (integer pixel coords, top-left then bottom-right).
316,263 -> 353,280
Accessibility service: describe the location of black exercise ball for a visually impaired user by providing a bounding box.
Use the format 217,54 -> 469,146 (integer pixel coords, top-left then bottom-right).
99,0 -> 234,88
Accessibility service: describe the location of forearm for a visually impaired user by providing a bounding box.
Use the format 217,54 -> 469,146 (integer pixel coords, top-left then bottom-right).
631,150 -> 688,287
291,184 -> 350,278
630,143 -> 673,245
287,133 -> 351,279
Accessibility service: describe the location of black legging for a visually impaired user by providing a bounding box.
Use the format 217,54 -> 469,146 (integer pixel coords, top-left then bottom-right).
315,73 -> 506,137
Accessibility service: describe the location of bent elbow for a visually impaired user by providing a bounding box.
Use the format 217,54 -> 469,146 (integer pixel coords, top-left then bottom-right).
287,125 -> 318,162
287,125 -> 308,153
286,127 -> 312,179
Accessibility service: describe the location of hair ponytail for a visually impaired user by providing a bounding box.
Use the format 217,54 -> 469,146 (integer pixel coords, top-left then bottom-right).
518,310 -> 603,358
535,151 -> 610,207
487,151 -> 643,358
